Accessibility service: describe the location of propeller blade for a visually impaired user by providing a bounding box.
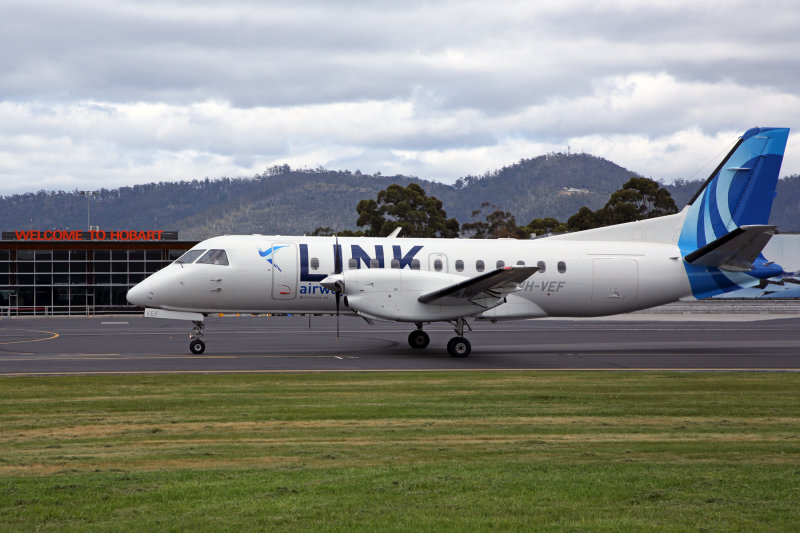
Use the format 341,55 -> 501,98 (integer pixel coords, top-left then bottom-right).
334,233 -> 342,274
335,234 -> 341,340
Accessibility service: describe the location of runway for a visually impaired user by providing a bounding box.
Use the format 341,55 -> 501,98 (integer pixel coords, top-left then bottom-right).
2,310 -> 800,375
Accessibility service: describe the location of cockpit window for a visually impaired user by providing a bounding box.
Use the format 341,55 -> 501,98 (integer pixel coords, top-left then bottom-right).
174,249 -> 206,264
197,249 -> 229,266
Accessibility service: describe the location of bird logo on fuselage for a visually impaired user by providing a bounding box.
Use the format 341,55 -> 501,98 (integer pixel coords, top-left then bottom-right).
257,245 -> 289,272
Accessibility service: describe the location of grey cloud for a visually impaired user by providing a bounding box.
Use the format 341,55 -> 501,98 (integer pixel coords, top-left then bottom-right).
5,0 -> 798,115
2,0 -> 800,194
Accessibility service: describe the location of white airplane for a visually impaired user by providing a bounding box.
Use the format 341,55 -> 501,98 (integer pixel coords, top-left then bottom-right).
127,127 -> 790,357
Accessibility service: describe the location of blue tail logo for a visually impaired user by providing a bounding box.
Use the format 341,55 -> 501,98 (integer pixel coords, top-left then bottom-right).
679,127 -> 789,298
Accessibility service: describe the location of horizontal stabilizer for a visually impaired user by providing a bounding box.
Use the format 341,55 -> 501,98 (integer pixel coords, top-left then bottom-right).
418,266 -> 538,304
683,225 -> 776,272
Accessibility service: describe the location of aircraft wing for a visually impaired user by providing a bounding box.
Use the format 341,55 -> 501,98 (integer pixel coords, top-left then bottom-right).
418,266 -> 539,304
683,224 -> 776,272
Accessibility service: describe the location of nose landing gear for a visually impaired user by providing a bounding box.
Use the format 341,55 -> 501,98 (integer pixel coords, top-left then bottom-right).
408,322 -> 430,349
189,320 -> 206,354
189,339 -> 206,354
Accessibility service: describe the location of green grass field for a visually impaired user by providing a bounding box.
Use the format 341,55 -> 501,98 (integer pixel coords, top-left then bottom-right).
1,372 -> 799,531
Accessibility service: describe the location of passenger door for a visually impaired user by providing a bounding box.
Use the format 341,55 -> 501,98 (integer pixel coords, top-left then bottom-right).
270,243 -> 298,300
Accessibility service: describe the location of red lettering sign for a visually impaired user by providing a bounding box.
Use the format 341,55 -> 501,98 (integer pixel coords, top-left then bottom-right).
10,230 -> 171,241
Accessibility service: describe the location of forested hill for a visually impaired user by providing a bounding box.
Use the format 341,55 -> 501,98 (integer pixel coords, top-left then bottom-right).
666,174 -> 800,232
0,169 -> 448,240
2,155 -> 799,239
450,152 -> 641,223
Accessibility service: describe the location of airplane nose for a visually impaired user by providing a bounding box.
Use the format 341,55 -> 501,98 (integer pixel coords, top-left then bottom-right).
126,280 -> 150,307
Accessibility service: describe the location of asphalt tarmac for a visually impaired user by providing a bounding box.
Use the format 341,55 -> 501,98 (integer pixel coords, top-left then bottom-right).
2,310 -> 800,375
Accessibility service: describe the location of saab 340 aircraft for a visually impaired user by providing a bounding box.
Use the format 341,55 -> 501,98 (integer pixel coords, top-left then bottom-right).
127,127 -> 790,357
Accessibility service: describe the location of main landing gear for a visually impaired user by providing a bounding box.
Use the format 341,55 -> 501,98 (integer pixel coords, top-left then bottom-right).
447,317 -> 471,358
189,320 -> 206,354
407,318 -> 471,357
447,336 -> 471,357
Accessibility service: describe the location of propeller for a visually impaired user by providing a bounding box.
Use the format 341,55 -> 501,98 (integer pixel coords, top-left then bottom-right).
320,234 -> 345,340
334,234 -> 342,340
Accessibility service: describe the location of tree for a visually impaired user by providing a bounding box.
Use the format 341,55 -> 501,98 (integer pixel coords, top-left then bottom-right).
462,202 -> 527,238
567,206 -> 601,232
356,183 -> 460,238
460,202 -> 492,238
567,177 -> 678,231
604,177 -> 678,221
525,217 -> 567,236
309,226 -> 334,236
309,226 -> 364,237
355,198 -> 385,236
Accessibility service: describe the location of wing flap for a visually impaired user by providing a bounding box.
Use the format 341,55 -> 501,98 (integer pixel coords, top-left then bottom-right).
418,266 -> 538,304
683,224 -> 776,271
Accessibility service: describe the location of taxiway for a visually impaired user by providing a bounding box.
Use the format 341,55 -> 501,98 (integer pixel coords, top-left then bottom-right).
1,310 -> 799,375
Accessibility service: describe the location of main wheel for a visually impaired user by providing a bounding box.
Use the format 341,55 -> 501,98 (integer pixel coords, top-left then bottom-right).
408,330 -> 430,349
189,339 -> 206,355
447,336 -> 471,357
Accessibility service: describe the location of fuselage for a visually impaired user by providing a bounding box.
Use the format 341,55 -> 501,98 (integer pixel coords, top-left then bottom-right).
123,127 -> 790,356
127,234 -> 693,320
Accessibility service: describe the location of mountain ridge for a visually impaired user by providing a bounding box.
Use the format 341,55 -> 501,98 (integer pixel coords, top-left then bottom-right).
2,154 -> 798,238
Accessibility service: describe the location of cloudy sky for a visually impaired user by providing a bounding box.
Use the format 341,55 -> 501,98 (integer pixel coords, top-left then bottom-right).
2,0 -> 800,195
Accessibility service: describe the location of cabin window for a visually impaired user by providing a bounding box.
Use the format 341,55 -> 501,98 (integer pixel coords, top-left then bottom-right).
476,260 -> 485,272
197,249 -> 229,266
310,257 -> 320,270
370,258 -> 380,268
391,258 -> 400,268
455,259 -> 464,272
433,259 -> 443,272
558,261 -> 567,273
348,258 -> 357,269
175,249 -> 205,264
411,258 -> 421,270
516,260 -> 525,266
537,260 -> 546,273
496,260 -> 505,269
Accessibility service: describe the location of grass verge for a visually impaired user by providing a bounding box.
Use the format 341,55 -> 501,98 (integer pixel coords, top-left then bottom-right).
1,372 -> 799,531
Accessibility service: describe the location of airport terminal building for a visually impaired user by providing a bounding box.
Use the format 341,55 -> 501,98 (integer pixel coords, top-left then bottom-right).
1,230 -> 197,315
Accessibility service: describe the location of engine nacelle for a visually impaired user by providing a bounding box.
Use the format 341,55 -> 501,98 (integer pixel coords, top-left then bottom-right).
333,268 -> 501,322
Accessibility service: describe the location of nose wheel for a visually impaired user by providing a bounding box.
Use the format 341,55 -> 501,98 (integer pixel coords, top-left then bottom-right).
189,320 -> 206,354
408,324 -> 430,349
189,339 -> 206,354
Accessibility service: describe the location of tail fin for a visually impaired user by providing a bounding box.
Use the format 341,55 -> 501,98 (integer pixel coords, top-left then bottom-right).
679,127 -> 789,298
679,127 -> 789,251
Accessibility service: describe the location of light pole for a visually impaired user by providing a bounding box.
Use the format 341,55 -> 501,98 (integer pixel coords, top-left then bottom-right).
79,191 -> 98,231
